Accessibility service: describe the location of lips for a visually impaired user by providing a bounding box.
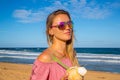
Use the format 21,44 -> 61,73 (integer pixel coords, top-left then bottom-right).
64,31 -> 71,34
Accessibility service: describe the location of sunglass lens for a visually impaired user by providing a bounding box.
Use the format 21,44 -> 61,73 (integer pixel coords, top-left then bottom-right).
58,22 -> 65,30
68,21 -> 73,28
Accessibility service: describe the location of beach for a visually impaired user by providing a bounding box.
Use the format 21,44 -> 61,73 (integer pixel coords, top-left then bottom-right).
0,62 -> 120,80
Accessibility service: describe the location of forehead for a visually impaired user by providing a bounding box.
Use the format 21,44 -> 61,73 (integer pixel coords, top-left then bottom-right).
52,14 -> 70,25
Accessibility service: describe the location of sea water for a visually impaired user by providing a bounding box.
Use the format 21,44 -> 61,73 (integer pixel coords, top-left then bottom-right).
0,48 -> 120,73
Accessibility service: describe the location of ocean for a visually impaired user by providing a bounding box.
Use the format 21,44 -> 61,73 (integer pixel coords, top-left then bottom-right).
0,48 -> 120,73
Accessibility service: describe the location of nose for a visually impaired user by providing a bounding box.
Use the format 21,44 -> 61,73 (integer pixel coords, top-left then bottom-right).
65,25 -> 72,32
65,24 -> 70,29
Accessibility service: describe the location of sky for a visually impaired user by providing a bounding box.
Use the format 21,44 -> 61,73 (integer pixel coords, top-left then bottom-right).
0,0 -> 120,48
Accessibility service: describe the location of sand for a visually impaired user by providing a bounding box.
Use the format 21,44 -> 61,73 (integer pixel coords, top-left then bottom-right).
0,62 -> 120,80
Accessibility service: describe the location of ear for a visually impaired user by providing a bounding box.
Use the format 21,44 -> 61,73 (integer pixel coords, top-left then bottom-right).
49,28 -> 54,36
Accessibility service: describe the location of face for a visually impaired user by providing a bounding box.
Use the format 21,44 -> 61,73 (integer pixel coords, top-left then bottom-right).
50,14 -> 73,42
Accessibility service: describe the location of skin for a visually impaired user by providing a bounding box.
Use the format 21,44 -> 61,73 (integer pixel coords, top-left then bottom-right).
38,14 -> 72,80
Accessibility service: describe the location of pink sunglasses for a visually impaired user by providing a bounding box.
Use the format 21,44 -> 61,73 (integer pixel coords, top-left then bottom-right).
51,21 -> 73,30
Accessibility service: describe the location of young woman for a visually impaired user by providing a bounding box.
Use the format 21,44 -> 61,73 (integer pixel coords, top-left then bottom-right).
30,9 -> 79,80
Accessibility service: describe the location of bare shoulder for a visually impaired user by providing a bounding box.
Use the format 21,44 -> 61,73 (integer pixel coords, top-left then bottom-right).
37,48 -> 52,63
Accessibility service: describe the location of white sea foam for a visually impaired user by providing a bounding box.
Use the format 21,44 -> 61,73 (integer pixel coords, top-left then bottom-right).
77,53 -> 120,63
0,55 -> 36,59
78,59 -> 120,63
0,50 -> 39,59
0,50 -> 120,64
77,53 -> 120,59
0,50 -> 40,56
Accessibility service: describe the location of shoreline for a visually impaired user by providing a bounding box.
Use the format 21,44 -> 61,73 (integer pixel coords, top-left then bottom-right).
0,62 -> 120,80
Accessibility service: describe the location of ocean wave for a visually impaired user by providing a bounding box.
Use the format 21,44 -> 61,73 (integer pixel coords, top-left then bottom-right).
1,50 -> 120,59
77,53 -> 120,60
0,50 -> 40,56
0,50 -> 120,64
0,55 -> 119,64
0,55 -> 36,59
1,48 -> 120,73
78,59 -> 120,63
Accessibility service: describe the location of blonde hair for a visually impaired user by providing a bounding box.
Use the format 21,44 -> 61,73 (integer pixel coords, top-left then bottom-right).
46,9 -> 79,66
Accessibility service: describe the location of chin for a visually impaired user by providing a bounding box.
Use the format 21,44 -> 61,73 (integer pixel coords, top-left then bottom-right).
64,37 -> 72,41
58,35 -> 72,42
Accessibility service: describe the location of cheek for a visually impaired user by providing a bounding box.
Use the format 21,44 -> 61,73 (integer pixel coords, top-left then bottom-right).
54,30 -> 72,40
53,30 -> 63,37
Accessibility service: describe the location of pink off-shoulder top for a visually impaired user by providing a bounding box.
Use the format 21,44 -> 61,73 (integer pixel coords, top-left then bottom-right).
30,58 -> 72,80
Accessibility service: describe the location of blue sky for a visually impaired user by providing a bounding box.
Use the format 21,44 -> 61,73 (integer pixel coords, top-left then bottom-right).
0,0 -> 120,48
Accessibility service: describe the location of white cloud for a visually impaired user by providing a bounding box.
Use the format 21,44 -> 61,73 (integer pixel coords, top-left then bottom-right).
80,6 -> 110,19
66,0 -> 111,19
13,9 -> 46,23
13,10 -> 31,19
44,0 -> 119,19
13,0 -> 120,23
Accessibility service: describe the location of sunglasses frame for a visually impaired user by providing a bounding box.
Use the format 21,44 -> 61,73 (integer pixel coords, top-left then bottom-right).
51,21 -> 73,30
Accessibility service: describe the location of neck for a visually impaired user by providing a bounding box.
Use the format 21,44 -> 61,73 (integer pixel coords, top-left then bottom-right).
50,38 -> 67,58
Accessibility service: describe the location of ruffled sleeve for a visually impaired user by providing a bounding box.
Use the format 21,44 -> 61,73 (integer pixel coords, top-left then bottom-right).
30,60 -> 50,80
